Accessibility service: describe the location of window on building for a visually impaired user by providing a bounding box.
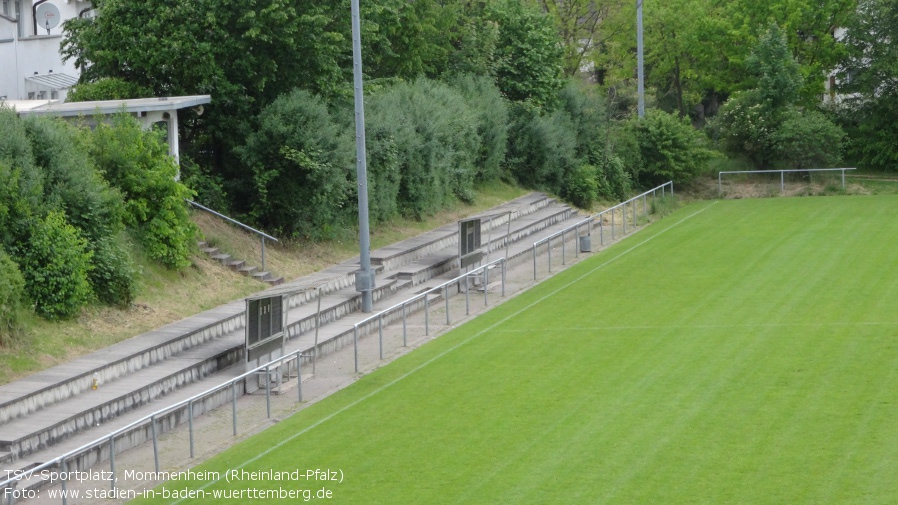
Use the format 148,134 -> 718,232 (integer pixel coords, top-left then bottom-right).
50,90 -> 58,99
14,0 -> 22,38
2,1 -> 9,17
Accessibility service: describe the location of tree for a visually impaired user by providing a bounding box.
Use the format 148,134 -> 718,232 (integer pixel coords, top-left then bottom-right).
837,0 -> 898,171
485,0 -> 566,108
240,89 -> 353,239
712,24 -> 843,169
532,0 -> 628,77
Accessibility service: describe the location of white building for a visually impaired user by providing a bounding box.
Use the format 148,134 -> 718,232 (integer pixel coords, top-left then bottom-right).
0,0 -> 92,101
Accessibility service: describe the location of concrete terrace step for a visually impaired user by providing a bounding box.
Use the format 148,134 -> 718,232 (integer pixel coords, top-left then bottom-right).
369,192 -> 557,271
0,193 -> 587,477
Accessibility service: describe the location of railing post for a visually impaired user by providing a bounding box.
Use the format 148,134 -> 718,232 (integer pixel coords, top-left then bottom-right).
465,273 -> 470,315
313,289 -> 322,375
548,237 -> 552,273
232,383 -> 238,436
425,294 -> 430,336
151,414 -> 160,473
561,230 -> 566,265
612,207 -> 616,239
671,182 -> 674,197
600,217 -> 604,245
378,316 -> 384,360
532,244 -> 537,280
260,237 -> 266,271
353,326 -> 359,372
483,267 -> 489,306
781,171 -> 785,192
265,365 -> 271,418
188,401 -> 195,458
842,169 -> 846,189
297,352 -> 303,403
501,260 -> 506,297
623,204 -> 628,234
109,435 -> 116,490
60,458 -> 68,505
718,172 -> 722,194
401,305 -> 407,346
444,285 -> 450,325
575,223 -> 580,259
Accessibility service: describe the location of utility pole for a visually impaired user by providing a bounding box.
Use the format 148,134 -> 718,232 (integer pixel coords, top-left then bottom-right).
350,0 -> 375,312
637,0 -> 645,118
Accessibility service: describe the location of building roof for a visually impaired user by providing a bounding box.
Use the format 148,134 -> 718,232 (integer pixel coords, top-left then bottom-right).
14,95 -> 211,117
25,72 -> 80,90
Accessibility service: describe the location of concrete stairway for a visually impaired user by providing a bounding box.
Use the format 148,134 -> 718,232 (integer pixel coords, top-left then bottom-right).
197,241 -> 284,286
0,192 -> 586,492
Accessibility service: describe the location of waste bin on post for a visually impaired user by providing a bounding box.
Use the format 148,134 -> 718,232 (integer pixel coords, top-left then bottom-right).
579,235 -> 591,253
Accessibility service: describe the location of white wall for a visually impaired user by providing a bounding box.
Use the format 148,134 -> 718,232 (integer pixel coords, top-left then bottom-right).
0,0 -> 90,101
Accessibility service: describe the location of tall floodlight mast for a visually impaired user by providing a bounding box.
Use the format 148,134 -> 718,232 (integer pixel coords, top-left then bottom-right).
351,0 -> 375,312
637,0 -> 645,118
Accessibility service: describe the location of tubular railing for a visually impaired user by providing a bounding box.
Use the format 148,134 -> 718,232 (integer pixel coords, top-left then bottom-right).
1,260 -> 508,503
352,257 -> 507,373
0,349 -> 306,503
717,168 -> 856,194
186,200 -> 279,270
532,181 -> 674,279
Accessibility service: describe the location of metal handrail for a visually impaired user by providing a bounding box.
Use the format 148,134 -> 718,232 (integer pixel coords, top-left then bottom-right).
532,182 -> 674,279
0,349 -> 306,497
186,199 -> 278,270
717,168 -> 856,194
351,257 -> 506,372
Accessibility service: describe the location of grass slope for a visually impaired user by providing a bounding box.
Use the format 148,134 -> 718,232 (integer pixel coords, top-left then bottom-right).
134,195 -> 898,505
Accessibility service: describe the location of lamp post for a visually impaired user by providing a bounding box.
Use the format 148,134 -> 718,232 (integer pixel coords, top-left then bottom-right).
351,0 -> 375,312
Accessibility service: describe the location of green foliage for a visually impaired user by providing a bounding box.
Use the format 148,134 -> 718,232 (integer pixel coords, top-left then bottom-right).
367,79 -> 480,219
241,89 -> 352,239
67,77 -> 154,102
87,114 -> 195,269
597,154 -> 632,201
772,109 -> 844,169
711,24 -> 844,169
485,0 -> 565,108
89,235 -> 138,308
505,102 -> 579,194
561,164 -> 598,208
0,247 -> 25,344
22,116 -> 124,243
628,110 -> 715,186
0,109 -> 45,247
19,212 -> 93,321
837,0 -> 898,171
447,74 -> 509,181
746,24 -> 803,109
179,156 -> 230,214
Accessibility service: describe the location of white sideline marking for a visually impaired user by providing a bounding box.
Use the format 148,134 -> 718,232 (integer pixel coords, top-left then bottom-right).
168,201 -> 717,504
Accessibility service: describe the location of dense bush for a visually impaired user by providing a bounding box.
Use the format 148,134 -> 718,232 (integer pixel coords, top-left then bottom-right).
628,109 -> 716,186
87,114 -> 196,269
448,74 -> 509,181
561,164 -> 598,208
90,236 -> 137,307
0,109 -> 45,248
711,24 -> 844,169
367,79 -> 480,218
19,212 -> 94,321
0,247 -> 25,344
505,102 -> 579,194
241,89 -> 353,239
66,77 -> 154,102
773,109 -> 844,169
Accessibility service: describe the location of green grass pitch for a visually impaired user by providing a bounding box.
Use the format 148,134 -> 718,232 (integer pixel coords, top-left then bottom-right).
134,195 -> 898,504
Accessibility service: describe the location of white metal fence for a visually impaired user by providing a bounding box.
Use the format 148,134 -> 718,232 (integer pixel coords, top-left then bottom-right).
532,181 -> 674,279
0,258 -> 507,505
717,168 -> 856,194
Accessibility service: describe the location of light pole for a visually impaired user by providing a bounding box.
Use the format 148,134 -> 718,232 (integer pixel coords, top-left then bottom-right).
351,0 -> 375,312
